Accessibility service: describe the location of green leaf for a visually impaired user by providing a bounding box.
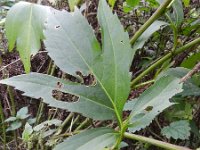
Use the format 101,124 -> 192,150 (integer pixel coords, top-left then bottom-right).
126,76 -> 183,132
158,67 -> 200,97
108,0 -> 116,9
68,0 -> 81,11
6,121 -> 22,131
4,116 -> 17,122
54,128 -> 119,150
42,129 -> 56,138
123,2 -> 133,13
22,123 -> 33,142
34,119 -> 62,131
0,73 -> 116,120
5,2 -> 48,73
126,0 -> 140,7
183,0 -> 190,7
170,0 -> 184,26
97,0 -> 133,118
161,120 -> 191,140
1,0 -> 132,125
27,118 -> 36,125
43,0 -> 133,121
181,52 -> 200,69
133,20 -> 168,50
16,106 -> 30,119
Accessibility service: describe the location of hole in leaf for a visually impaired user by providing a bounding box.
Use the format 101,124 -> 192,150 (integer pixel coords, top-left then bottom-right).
76,71 -> 96,86
120,40 -> 123,43
52,90 -> 79,103
144,106 -> 153,112
55,25 -> 60,29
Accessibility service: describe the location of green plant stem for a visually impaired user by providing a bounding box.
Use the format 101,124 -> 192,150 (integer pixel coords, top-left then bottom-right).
0,100 -> 6,150
74,118 -> 90,132
35,102 -> 45,125
7,86 -> 16,116
131,37 -> 200,87
55,113 -> 74,135
130,0 -> 172,45
133,80 -> 155,89
35,61 -> 56,125
123,132 -> 191,150
7,86 -> 18,149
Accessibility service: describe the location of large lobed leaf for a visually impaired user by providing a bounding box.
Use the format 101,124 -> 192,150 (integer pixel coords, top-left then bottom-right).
54,128 -> 119,150
5,2 -> 49,73
1,0 -> 133,122
125,76 -> 183,132
43,0 -> 134,121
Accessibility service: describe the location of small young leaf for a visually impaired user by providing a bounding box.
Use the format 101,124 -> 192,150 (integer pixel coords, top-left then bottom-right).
126,76 -> 183,132
4,116 -> 17,122
171,0 -> 184,26
133,20 -> 168,50
33,119 -> 62,131
22,123 -> 33,142
54,128 -> 119,150
27,118 -> 36,125
5,2 -> 49,73
16,106 -> 29,119
161,120 -> 191,140
6,121 -> 22,131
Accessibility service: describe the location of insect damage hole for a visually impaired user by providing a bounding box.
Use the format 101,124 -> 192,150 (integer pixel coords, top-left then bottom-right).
52,90 -> 79,102
144,106 -> 153,112
55,25 -> 60,29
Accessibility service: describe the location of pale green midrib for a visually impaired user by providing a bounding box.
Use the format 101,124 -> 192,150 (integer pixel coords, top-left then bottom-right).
50,14 -> 121,124
101,3 -> 117,107
99,1 -> 122,127
6,78 -> 115,112
22,5 -> 33,72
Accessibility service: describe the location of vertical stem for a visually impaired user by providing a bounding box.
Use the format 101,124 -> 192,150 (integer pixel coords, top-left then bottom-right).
35,60 -> 56,125
7,86 -> 16,116
7,86 -> 18,148
0,100 -> 6,150
130,0 -> 172,45
74,118 -> 90,132
55,113 -> 74,135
